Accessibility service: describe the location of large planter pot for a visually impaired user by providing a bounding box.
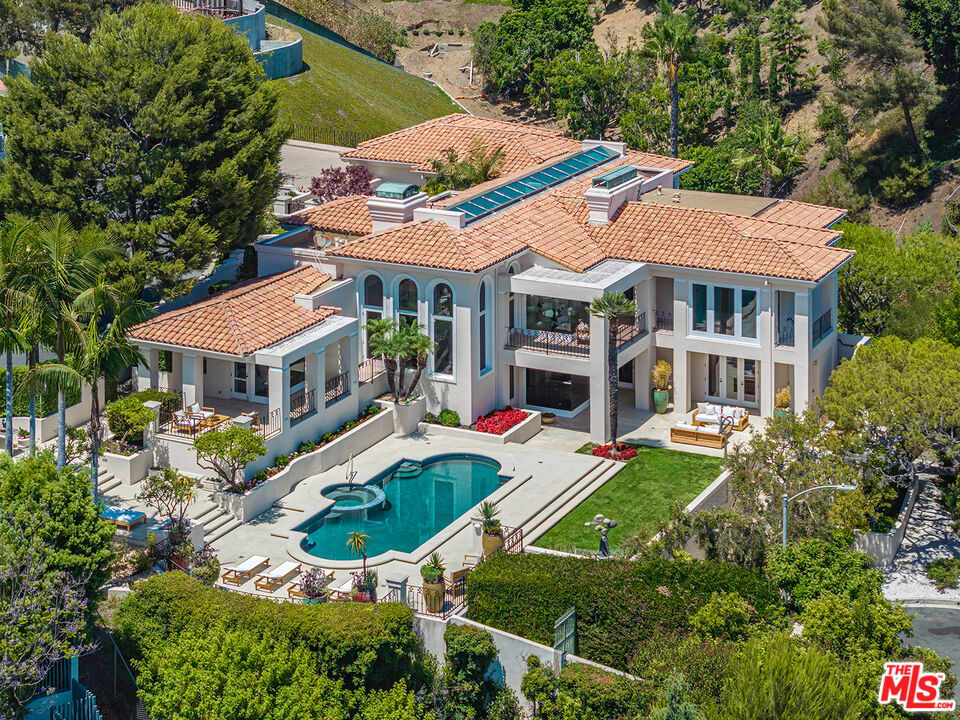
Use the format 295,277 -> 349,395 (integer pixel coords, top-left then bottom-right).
355,589 -> 377,603
774,409 -> 790,419
392,396 -> 426,436
423,579 -> 445,613
652,389 -> 670,414
303,596 -> 327,605
482,532 -> 504,558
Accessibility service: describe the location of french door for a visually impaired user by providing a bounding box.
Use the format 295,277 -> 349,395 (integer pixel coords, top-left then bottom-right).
707,355 -> 758,407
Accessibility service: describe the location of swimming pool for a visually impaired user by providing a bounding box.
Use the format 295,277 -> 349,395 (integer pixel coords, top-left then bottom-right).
295,454 -> 508,560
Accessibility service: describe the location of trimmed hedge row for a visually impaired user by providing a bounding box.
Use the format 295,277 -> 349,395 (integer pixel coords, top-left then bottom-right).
114,572 -> 418,689
0,366 -> 81,416
465,554 -> 777,671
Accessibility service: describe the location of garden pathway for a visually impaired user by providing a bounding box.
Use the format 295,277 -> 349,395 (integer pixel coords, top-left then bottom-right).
884,480 -> 960,603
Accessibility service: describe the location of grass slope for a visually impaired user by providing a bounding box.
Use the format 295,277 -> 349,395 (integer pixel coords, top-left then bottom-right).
268,15 -> 460,139
534,444 -> 724,553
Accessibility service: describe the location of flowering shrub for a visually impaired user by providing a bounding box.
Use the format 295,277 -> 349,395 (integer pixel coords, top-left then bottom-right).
592,443 -> 638,461
102,437 -> 142,456
233,405 -> 382,494
475,407 -> 528,435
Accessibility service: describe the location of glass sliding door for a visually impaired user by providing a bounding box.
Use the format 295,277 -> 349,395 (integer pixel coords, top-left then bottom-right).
743,359 -> 757,403
725,356 -> 739,401
706,354 -> 760,407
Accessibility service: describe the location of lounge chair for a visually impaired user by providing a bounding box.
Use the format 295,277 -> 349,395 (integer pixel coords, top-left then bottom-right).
100,505 -> 147,532
253,561 -> 302,592
328,576 -> 355,600
221,555 -> 269,586
670,422 -> 728,449
692,403 -> 749,432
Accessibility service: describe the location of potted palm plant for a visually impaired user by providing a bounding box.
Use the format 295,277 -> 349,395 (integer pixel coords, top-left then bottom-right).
346,531 -> 376,601
365,319 -> 433,435
420,551 -> 446,613
479,500 -> 504,557
774,386 -> 791,418
651,361 -> 672,414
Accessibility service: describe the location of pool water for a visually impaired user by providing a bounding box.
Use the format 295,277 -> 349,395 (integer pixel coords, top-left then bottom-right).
295,454 -> 507,560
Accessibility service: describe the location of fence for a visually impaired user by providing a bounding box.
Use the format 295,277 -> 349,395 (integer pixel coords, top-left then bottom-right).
262,1 -> 384,64
325,371 -> 349,406
171,0 -> 246,16
812,309 -> 833,345
506,328 -> 590,358
290,388 -> 316,424
615,312 -> 648,348
358,357 -> 385,384
289,123 -> 375,149
655,310 -> 674,331
251,408 -> 282,439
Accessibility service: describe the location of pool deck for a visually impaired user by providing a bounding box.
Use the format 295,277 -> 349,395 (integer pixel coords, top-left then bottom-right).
210,431 -> 617,598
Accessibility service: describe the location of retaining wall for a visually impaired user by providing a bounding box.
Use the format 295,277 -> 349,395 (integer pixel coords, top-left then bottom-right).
418,410 -> 542,446
853,475 -> 922,566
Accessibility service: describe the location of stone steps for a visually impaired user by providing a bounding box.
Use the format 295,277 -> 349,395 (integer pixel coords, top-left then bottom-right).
98,472 -> 122,495
203,511 -> 234,533
206,518 -> 243,543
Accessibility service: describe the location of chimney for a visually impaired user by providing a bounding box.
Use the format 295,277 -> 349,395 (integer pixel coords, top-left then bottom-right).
584,165 -> 644,225
366,183 -> 429,232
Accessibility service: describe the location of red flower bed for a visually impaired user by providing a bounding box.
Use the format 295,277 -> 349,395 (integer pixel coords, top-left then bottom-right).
475,407 -> 529,435
592,443 -> 638,461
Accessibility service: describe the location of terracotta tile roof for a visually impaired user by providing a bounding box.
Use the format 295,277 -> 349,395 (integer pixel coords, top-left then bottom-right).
129,267 -> 339,356
754,199 -> 847,229
283,196 -> 372,236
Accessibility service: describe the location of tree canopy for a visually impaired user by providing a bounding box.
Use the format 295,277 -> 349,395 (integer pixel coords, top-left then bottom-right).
0,3 -> 287,299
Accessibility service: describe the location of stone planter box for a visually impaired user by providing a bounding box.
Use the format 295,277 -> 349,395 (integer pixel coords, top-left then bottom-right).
214,407 -> 395,522
102,447 -> 153,485
385,396 -> 426,436
419,410 -> 541,445
853,475 -> 921,567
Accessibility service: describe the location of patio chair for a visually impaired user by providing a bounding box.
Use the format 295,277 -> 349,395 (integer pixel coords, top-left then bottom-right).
99,505 -> 147,532
172,410 -> 201,431
221,555 -> 269,586
253,562 -> 303,592
185,402 -> 215,421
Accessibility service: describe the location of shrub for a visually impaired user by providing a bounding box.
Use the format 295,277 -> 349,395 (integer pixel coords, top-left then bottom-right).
766,539 -> 882,610
424,412 -> 438,424
443,624 -> 499,718
105,396 -> 156,447
690,591 -> 754,641
466,554 -> 777,671
926,557 -> 960,590
207,279 -> 233,295
114,571 -> 418,689
591,443 -> 638,461
274,454 -> 290,469
476,408 -> 527,435
651,360 -> 672,391
774,386 -> 791,409
130,387 -> 179,405
412,29 -> 420,35
559,663 -> 643,719
438,409 -> 460,427
0,366 -> 81,416
298,440 -> 316,454
878,159 -> 933,205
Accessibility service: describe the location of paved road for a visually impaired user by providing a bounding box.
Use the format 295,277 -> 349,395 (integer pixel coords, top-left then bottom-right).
906,607 -> 960,694
279,140 -> 348,189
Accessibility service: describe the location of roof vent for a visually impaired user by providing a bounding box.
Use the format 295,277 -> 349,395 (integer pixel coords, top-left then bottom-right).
593,166 -> 638,190
375,183 -> 420,200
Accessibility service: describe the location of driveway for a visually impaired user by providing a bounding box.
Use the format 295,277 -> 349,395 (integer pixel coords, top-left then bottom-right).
905,607 -> 960,695
279,140 -> 348,189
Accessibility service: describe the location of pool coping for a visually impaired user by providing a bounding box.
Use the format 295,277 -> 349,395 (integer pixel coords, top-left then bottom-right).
280,447 -> 531,570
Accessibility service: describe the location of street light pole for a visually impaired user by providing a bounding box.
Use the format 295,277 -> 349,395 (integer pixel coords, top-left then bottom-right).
781,484 -> 858,548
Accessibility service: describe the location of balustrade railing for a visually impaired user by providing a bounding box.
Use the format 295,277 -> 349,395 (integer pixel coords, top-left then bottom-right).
325,371 -> 349,406
776,323 -> 795,347
358,357 -> 385,384
171,0 -> 246,17
616,312 -> 648,349
290,388 -> 315,425
655,310 -> 674,332
505,327 -> 590,358
812,309 -> 833,346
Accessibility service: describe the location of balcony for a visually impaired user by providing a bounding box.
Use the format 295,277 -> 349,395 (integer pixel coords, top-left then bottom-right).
776,323 -> 795,347
616,312 -> 648,349
358,357 -> 385,384
655,310 -> 674,332
289,388 -> 316,425
812,309 -> 833,346
505,327 -> 590,358
325,371 -> 350,406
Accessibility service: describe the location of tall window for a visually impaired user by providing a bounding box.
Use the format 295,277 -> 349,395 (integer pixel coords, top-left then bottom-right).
397,278 -> 419,328
290,358 -> 305,390
741,290 -> 757,338
714,287 -> 735,335
692,284 -> 707,333
479,280 -> 490,373
432,283 -> 454,375
362,275 -> 384,358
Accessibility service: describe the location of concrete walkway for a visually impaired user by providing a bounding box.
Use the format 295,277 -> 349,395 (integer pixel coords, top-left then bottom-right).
279,140 -> 347,187
884,480 -> 960,602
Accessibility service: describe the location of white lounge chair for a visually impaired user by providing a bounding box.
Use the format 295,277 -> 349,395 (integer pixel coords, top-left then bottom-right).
253,561 -> 302,592
329,576 -> 355,600
221,555 -> 269,586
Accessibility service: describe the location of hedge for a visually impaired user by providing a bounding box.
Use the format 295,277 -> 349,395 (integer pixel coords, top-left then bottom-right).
0,366 -> 81,416
114,572 -> 419,689
465,554 -> 777,671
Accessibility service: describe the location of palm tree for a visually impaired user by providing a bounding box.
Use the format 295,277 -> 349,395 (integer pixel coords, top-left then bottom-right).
0,218 -> 30,456
22,216 -> 121,468
643,1 -> 697,159
346,531 -> 370,578
731,115 -> 807,197
588,292 -> 637,449
365,319 -> 434,402
37,280 -> 150,496
425,139 -> 505,192
401,323 -> 435,403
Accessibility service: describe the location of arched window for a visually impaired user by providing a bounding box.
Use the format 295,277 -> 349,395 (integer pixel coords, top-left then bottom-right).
431,283 -> 454,375
361,275 -> 384,358
397,278 -> 419,328
479,279 -> 490,373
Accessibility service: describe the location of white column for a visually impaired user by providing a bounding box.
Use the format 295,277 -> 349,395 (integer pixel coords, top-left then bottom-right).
794,291 -> 812,410
181,354 -> 204,407
589,312 -> 610,443
642,278 -> 656,330
137,349 -> 157,392
760,357 -> 775,417
633,350 -> 651,410
268,365 -> 291,430
346,333 -> 360,395
672,279 -> 689,415
759,286 -> 775,417
314,349 -> 326,408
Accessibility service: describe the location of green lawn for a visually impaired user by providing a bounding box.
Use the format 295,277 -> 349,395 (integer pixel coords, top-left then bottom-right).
534,444 -> 724,554
268,16 -> 461,139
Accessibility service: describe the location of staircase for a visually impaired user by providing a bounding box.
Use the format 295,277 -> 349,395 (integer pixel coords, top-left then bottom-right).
191,498 -> 242,543
393,460 -> 423,480
96,468 -> 121,495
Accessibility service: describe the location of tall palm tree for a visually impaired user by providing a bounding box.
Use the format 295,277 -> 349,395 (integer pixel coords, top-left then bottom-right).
401,323 -> 434,403
588,292 -> 637,449
0,218 -> 31,456
22,216 -> 121,468
346,531 -> 370,579
365,318 -> 433,402
643,1 -> 697,159
37,280 -> 150,496
731,115 -> 807,197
